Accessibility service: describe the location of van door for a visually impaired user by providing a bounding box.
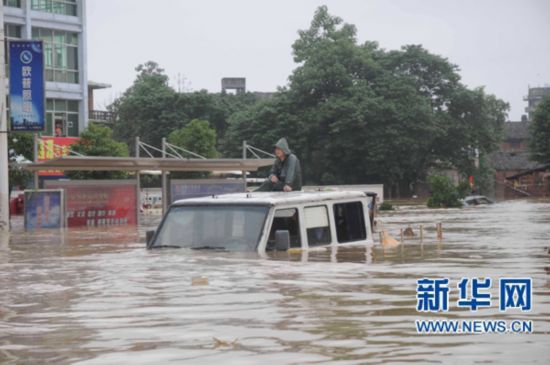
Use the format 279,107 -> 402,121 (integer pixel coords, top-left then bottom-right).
267,208 -> 302,250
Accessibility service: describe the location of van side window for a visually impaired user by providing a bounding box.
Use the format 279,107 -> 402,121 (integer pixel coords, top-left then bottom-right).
304,205 -> 331,246
333,202 -> 366,243
268,208 -> 301,249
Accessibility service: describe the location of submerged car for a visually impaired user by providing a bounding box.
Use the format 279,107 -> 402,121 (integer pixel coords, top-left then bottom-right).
146,191 -> 376,254
463,195 -> 494,206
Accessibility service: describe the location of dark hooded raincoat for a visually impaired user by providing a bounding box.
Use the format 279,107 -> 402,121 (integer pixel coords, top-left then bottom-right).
256,138 -> 302,192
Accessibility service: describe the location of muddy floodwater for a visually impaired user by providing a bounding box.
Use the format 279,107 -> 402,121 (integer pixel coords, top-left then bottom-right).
1,200 -> 549,364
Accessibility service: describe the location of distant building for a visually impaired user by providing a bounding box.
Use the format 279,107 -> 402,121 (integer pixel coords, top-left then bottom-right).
220,78 -> 276,99
489,121 -> 544,198
221,77 -> 246,94
504,164 -> 550,198
524,86 -> 550,120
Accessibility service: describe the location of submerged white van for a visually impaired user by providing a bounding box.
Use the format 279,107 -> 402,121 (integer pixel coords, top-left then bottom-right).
146,191 -> 376,254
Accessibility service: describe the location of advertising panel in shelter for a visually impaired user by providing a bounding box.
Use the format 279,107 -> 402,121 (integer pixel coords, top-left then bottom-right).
24,189 -> 65,229
44,181 -> 137,227
170,179 -> 245,203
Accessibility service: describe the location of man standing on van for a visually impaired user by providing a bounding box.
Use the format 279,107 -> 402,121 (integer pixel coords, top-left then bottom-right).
256,138 -> 302,192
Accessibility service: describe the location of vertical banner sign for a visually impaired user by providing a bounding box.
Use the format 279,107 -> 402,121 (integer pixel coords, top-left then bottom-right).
8,40 -> 45,131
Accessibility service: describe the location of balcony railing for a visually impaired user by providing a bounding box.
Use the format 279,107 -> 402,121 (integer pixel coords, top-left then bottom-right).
89,110 -> 117,124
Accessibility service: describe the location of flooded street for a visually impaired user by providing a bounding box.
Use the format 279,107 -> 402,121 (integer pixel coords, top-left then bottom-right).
1,200 -> 549,364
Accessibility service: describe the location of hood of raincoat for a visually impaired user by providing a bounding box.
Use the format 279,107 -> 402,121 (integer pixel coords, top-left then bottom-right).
274,138 -> 291,155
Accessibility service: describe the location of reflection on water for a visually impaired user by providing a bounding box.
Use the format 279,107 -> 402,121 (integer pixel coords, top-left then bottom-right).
1,200 -> 549,364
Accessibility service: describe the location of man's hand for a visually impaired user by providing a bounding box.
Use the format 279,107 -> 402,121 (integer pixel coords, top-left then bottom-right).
283,185 -> 292,192
271,175 -> 279,183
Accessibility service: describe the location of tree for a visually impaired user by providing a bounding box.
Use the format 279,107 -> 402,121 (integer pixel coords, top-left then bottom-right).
168,119 -> 218,179
7,132 -> 34,192
426,175 -> 468,208
223,6 -> 508,196
67,123 -> 129,180
168,119 -> 218,158
529,96 -> 550,164
112,61 -> 184,150
112,61 -> 260,154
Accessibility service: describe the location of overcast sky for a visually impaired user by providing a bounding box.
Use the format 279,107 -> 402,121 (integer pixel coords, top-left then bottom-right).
86,0 -> 550,121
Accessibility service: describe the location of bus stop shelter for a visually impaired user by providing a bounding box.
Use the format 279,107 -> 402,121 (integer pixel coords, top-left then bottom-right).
25,156 -> 274,213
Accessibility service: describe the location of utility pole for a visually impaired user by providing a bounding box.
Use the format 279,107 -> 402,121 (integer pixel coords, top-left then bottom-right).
0,3 -> 10,231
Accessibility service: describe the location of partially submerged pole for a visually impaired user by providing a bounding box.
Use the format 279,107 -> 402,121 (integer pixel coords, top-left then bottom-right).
436,222 -> 443,241
33,134 -> 39,189
0,3 -> 8,230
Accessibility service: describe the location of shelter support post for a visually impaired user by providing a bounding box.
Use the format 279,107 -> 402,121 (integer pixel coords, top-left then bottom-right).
161,138 -> 168,215
135,137 -> 141,222
33,134 -> 39,189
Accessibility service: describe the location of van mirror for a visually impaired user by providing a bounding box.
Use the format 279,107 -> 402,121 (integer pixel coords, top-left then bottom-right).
275,230 -> 291,251
146,230 -> 156,245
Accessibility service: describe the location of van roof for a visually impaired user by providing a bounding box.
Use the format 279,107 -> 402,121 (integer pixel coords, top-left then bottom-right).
172,191 -> 368,206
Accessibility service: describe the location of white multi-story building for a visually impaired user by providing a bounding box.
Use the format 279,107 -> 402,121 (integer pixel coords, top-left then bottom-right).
3,0 -> 93,136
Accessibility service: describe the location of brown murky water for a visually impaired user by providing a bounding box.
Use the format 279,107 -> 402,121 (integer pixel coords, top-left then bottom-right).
1,200 -> 549,364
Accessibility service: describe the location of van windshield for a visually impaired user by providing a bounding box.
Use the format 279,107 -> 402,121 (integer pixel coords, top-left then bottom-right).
151,205 -> 269,251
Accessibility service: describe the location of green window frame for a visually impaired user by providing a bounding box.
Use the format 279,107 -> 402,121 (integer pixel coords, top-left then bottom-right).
46,99 -> 79,137
31,0 -> 77,16
32,28 -> 79,84
3,0 -> 22,8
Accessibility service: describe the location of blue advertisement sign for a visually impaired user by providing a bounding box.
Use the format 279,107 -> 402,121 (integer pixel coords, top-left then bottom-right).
9,40 -> 45,131
170,179 -> 245,202
24,190 -> 65,229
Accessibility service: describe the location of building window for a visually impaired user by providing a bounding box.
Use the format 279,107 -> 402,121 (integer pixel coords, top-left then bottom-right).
5,24 -> 22,39
3,0 -> 22,7
31,0 -> 77,16
304,205 -> 331,246
32,28 -> 79,84
4,24 -> 22,78
333,202 -> 366,243
268,208 -> 301,249
46,99 -> 79,137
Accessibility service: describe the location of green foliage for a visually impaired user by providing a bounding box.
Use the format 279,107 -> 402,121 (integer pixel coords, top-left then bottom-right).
168,119 -> 218,179
112,61 -> 183,150
426,175 -> 466,208
67,123 -> 129,180
8,132 -> 34,191
112,61 -> 260,152
110,7 -> 508,196
168,119 -> 218,158
529,96 -> 550,164
8,132 -> 34,160
222,6 -> 508,194
378,201 -> 394,211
